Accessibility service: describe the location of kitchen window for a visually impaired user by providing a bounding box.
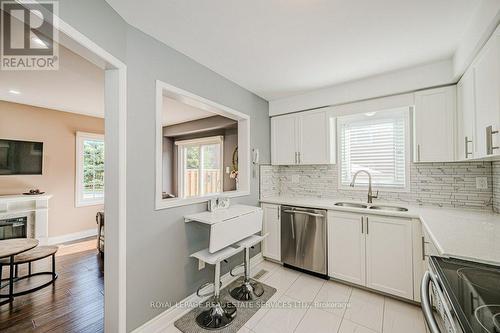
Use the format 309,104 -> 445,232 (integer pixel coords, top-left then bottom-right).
176,136 -> 223,198
338,107 -> 410,189
76,132 -> 105,207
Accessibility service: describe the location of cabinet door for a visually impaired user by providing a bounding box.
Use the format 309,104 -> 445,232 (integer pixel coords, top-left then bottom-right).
298,110 -> 334,164
414,86 -> 456,162
474,34 -> 500,157
365,215 -> 413,299
262,204 -> 281,261
271,115 -> 298,165
328,211 -> 365,286
457,70 -> 476,159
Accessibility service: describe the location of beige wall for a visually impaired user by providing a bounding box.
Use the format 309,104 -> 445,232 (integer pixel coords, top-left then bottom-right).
0,101 -> 104,237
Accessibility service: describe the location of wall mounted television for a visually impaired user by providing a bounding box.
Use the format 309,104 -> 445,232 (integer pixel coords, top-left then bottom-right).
0,139 -> 43,175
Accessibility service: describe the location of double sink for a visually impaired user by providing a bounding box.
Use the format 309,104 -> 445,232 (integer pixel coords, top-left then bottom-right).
334,202 -> 408,212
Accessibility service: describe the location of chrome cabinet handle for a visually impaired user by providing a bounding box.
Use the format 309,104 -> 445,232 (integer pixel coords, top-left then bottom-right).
294,152 -> 297,164
283,210 -> 324,218
421,236 -> 425,260
417,144 -> 421,162
421,271 -> 441,333
290,215 -> 295,239
465,136 -> 472,158
366,217 -> 369,234
486,126 -> 499,155
361,216 -> 364,234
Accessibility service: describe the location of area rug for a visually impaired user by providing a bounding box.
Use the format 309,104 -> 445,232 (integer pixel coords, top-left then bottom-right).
174,277 -> 276,333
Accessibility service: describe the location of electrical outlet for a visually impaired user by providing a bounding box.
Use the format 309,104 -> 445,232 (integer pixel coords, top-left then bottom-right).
476,177 -> 488,190
292,175 -> 300,184
198,259 -> 205,270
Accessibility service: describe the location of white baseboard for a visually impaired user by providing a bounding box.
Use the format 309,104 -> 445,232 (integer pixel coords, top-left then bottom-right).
132,253 -> 264,333
47,228 -> 97,245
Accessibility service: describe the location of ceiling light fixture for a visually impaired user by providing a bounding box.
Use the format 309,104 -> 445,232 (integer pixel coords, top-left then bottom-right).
365,112 -> 376,116
8,89 -> 21,95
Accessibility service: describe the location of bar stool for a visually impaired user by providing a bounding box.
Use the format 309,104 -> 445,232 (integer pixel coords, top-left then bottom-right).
229,234 -> 267,301
191,245 -> 243,330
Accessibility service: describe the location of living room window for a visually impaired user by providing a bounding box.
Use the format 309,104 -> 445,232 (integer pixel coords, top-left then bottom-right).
76,132 -> 105,207
175,136 -> 223,198
338,107 -> 410,190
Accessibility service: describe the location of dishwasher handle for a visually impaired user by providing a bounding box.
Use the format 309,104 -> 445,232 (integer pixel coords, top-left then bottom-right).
421,271 -> 441,333
282,210 -> 324,218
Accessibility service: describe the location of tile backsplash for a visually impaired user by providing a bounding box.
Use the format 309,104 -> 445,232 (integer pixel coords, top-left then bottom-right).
493,161 -> 500,213
260,161 -> 496,211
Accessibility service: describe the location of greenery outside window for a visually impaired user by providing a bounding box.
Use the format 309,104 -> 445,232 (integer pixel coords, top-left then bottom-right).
76,132 -> 104,207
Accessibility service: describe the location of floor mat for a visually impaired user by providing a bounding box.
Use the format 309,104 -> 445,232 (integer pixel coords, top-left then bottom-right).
174,278 -> 276,333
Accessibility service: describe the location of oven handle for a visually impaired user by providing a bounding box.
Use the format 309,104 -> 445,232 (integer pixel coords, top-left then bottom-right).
421,271 -> 441,333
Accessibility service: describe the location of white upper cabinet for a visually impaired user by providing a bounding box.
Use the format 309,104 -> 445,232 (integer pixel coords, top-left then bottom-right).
473,33 -> 500,157
413,86 -> 457,162
457,70 -> 476,160
271,114 -> 298,165
271,109 -> 335,165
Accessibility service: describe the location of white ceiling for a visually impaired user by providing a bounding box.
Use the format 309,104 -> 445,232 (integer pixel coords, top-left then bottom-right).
0,44 -> 105,118
106,0 -> 480,100
163,96 -> 214,126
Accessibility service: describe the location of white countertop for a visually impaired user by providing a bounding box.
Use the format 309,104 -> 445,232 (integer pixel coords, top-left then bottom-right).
260,196 -> 500,266
184,204 -> 262,225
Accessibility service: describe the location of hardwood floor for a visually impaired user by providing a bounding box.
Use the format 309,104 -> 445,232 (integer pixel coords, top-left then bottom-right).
0,238 -> 104,332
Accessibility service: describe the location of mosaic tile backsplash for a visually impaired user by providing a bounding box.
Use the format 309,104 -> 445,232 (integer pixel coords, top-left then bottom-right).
493,161 -> 500,213
261,161 -> 496,211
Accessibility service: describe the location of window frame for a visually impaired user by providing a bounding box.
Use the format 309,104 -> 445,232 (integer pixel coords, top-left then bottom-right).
75,131 -> 105,207
155,80 -> 250,210
337,107 -> 411,192
175,136 -> 224,198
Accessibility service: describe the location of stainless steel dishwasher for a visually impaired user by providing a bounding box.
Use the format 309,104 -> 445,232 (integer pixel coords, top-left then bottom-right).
281,206 -> 327,277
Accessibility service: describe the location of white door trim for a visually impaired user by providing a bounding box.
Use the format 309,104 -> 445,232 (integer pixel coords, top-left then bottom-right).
36,9 -> 128,333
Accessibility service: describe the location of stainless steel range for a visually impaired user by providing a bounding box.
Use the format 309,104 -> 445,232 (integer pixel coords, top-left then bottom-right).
422,256 -> 500,333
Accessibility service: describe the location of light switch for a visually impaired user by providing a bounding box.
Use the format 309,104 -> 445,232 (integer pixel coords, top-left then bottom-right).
476,177 -> 488,190
292,175 -> 300,184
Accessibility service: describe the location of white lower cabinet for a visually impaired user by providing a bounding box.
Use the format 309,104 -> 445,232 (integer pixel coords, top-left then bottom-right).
328,211 -> 415,300
364,215 -> 414,299
261,203 -> 281,261
328,211 -> 365,286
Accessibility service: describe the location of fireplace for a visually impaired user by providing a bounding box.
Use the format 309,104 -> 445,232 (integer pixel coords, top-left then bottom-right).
0,216 -> 27,240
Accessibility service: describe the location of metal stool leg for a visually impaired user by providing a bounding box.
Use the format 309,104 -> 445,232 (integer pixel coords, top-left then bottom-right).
230,247 -> 264,301
196,261 -> 236,329
8,255 -> 14,301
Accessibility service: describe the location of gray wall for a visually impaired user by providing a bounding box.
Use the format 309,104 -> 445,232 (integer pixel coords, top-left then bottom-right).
56,2 -> 269,331
125,26 -> 269,330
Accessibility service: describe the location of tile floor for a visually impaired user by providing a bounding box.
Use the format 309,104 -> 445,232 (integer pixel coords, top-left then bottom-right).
166,260 -> 427,333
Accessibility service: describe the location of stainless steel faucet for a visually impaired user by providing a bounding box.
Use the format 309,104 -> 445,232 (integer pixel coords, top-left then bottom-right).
350,170 -> 379,203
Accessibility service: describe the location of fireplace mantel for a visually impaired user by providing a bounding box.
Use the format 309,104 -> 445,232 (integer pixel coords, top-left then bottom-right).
0,194 -> 52,245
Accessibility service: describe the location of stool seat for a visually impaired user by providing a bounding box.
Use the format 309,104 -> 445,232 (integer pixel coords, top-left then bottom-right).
0,246 -> 58,265
235,234 -> 267,248
190,245 -> 242,266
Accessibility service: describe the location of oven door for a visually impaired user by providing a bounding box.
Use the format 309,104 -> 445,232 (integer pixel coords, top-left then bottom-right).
421,270 -> 462,333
